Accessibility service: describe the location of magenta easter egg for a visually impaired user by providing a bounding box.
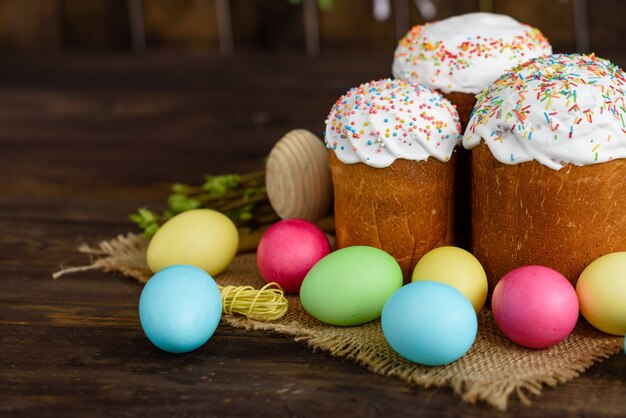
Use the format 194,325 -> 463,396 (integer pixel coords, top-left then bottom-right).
492,266 -> 579,349
256,219 -> 331,293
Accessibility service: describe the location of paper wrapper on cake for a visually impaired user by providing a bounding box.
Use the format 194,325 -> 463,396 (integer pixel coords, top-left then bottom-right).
472,143 -> 626,288
324,79 -> 462,281
464,54 -> 626,290
329,151 -> 455,280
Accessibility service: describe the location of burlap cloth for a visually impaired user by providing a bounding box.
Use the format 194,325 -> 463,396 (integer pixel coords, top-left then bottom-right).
54,233 -> 623,411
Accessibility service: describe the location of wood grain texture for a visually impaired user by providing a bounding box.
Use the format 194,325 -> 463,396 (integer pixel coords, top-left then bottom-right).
143,0 -> 218,49
62,0 -> 131,50
0,1 -> 623,55
0,52 -> 624,418
0,0 -> 63,50
265,129 -> 332,221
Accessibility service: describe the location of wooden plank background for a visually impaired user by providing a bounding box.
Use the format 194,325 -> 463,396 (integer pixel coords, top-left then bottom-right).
0,0 -> 623,57
0,51 -> 624,418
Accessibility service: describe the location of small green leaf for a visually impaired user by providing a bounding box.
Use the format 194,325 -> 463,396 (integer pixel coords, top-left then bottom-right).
167,194 -> 201,213
171,183 -> 189,194
239,212 -> 253,221
318,0 -> 333,11
241,186 -> 267,201
227,204 -> 255,222
203,174 -> 241,196
143,223 -> 160,239
129,207 -> 162,238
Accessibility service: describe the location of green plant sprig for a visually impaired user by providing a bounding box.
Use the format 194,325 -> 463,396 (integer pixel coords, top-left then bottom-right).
129,170 -> 279,239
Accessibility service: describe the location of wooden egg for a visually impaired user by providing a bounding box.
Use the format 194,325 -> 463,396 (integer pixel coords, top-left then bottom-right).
266,129 -> 333,221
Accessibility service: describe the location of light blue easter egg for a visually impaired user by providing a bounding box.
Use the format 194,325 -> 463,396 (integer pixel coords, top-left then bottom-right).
139,265 -> 222,353
381,281 -> 477,366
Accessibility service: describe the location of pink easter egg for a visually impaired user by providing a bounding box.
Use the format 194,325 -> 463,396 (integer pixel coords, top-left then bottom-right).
492,265 -> 579,349
256,219 -> 331,293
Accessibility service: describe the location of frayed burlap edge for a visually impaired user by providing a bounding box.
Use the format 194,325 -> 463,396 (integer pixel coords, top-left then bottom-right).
53,233 -> 151,281
53,233 -> 623,411
224,311 -> 622,411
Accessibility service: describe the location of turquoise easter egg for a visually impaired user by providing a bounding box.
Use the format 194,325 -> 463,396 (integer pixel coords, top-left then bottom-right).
139,265 -> 222,353
382,281 -> 477,366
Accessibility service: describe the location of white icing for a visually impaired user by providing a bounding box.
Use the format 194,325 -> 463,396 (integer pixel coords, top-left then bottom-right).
463,54 -> 626,170
324,79 -> 461,168
392,13 -> 552,94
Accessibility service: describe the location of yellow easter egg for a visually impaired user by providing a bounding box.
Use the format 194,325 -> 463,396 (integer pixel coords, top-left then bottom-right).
147,209 -> 239,276
411,246 -> 487,313
577,252 -> 626,336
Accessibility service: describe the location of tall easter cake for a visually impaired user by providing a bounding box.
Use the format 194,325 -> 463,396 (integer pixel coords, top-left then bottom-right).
325,78 -> 462,280
392,13 -> 552,248
464,53 -> 626,288
392,12 -> 552,127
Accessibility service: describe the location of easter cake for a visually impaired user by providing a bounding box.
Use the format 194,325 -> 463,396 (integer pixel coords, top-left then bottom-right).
392,13 -> 552,247
392,12 -> 552,128
464,53 -> 626,289
324,78 -> 462,280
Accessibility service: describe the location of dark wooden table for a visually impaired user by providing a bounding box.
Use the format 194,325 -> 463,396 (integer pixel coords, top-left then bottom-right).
1,51 -> 625,418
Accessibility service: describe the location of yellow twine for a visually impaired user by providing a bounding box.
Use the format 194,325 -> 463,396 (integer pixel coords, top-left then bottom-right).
218,282 -> 288,321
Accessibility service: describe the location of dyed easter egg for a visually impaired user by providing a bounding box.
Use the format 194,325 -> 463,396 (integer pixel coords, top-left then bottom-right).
382,281 -> 477,366
147,209 -> 239,276
577,252 -> 626,336
139,265 -> 222,353
256,219 -> 331,293
492,266 -> 579,349
300,246 -> 403,326
411,246 -> 487,313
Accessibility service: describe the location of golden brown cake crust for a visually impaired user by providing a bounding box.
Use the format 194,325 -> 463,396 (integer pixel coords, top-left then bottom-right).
329,151 -> 455,281
441,91 -> 477,132
472,142 -> 626,290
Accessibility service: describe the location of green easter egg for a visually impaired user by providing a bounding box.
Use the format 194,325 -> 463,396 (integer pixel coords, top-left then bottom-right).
300,246 -> 403,326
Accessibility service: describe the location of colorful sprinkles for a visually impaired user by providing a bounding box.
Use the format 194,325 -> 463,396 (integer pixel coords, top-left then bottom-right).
324,79 -> 462,168
464,54 -> 626,170
393,13 -> 552,93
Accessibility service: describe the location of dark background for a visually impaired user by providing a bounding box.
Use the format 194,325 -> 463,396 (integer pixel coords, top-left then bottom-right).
0,0 -> 623,60
1,1 -> 625,417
